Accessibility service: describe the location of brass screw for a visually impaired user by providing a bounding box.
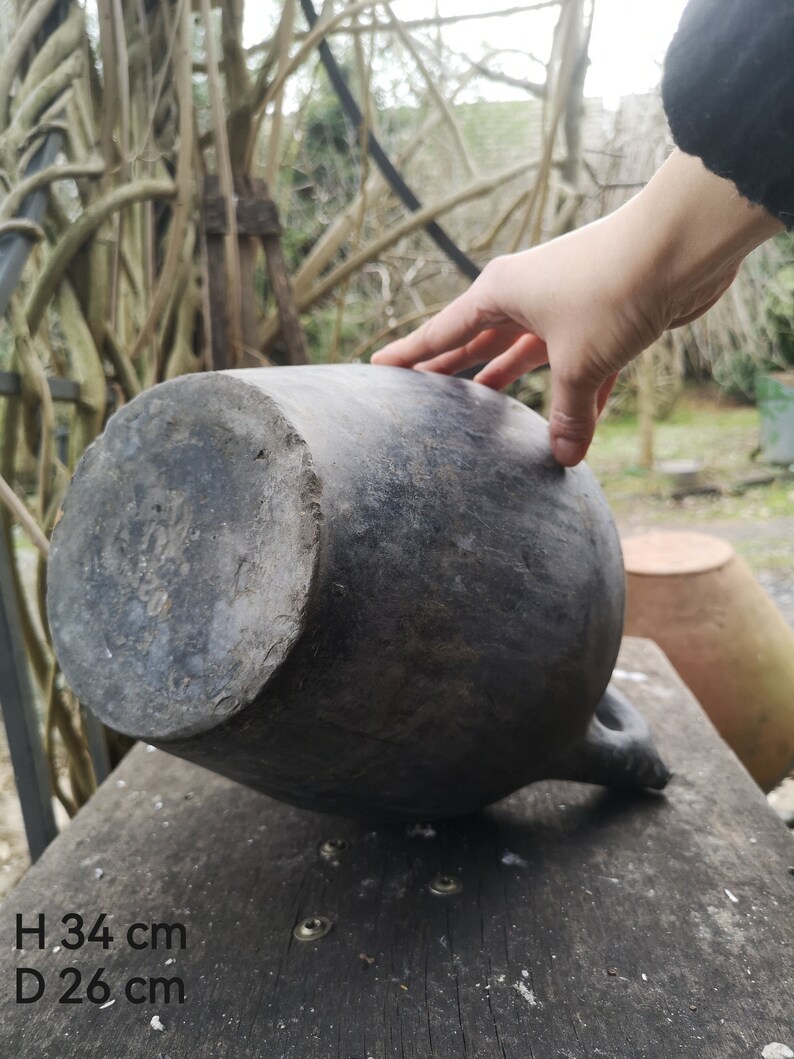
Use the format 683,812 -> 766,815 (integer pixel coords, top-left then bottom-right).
319,838 -> 350,857
429,873 -> 462,896
293,916 -> 333,941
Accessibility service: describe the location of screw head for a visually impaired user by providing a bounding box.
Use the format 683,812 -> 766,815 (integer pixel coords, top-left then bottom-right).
293,916 -> 333,941
319,837 -> 350,857
429,873 -> 462,896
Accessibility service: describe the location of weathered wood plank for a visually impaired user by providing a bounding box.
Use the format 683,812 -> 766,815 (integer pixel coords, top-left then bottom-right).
202,175 -> 306,366
203,195 -> 281,237
0,638 -> 792,1058
203,231 -> 229,371
261,226 -> 308,365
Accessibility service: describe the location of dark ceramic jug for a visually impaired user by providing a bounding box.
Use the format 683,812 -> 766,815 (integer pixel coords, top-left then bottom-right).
48,365 -> 669,818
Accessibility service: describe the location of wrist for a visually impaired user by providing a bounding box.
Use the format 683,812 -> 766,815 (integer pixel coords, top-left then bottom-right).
617,148 -> 783,302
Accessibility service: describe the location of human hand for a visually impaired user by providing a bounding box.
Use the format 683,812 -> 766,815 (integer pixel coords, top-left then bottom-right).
372,150 -> 783,466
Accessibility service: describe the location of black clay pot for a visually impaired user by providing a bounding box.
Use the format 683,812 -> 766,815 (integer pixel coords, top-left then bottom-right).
48,365 -> 669,819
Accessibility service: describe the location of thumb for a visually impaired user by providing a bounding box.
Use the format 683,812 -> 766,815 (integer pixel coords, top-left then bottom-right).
548,372 -> 600,467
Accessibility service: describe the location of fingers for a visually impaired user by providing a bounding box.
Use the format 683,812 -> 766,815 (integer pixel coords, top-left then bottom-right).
370,257 -> 544,373
472,333 -> 548,390
413,348 -> 489,375
414,326 -> 526,376
596,372 -> 619,416
548,372 -> 601,468
371,284 -> 504,368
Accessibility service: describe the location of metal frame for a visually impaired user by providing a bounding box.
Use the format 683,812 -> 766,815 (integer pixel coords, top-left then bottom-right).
0,0 -> 116,861
0,527 -> 57,862
0,0 -> 71,318
0,378 -> 112,860
0,371 -> 81,402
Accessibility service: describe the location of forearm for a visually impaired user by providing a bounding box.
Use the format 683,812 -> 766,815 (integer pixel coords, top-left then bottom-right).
610,149 -> 784,324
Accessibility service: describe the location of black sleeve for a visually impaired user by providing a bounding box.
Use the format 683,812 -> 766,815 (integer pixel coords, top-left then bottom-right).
661,0 -> 794,228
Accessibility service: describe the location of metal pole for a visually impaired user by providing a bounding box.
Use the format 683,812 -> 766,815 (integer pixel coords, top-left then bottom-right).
0,528 -> 58,862
0,0 -> 72,317
0,133 -> 64,318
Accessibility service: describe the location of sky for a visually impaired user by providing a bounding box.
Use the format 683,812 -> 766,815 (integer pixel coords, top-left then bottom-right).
388,0 -> 691,104
245,0 -> 690,105
585,0 -> 688,103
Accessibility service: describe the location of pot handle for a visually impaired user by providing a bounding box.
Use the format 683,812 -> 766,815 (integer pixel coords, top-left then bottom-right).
553,685 -> 671,791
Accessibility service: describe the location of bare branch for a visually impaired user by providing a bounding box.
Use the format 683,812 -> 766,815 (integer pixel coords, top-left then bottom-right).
0,0 -> 63,128
15,121 -> 71,172
469,186 -> 532,255
221,0 -> 251,102
263,159 -> 537,349
0,158 -> 105,222
126,0 -> 195,373
350,301 -> 449,361
25,178 -> 176,335
0,217 -> 45,240
96,0 -> 119,167
0,473 -> 50,556
509,0 -> 584,249
263,0 -> 298,186
382,1 -> 477,180
461,55 -> 546,97
258,0 -> 383,116
16,3 -> 84,112
276,3 -> 566,44
103,327 -> 142,399
1,52 -> 82,161
199,0 -> 243,362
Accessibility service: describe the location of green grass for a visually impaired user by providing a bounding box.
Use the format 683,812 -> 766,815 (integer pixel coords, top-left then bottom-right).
586,388 -> 794,578
589,399 -> 759,494
590,392 -> 781,507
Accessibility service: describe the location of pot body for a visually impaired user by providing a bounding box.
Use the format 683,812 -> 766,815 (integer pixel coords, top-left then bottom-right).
623,531 -> 794,791
49,365 -> 648,818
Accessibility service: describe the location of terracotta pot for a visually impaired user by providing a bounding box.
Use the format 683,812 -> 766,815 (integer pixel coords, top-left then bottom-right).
48,366 -> 670,819
623,531 -> 794,791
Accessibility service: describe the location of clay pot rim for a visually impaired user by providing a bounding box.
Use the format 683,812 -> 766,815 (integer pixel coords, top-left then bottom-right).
622,531 -> 735,578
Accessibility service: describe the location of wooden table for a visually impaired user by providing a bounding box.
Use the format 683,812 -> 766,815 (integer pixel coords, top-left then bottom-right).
1,639 -> 792,1058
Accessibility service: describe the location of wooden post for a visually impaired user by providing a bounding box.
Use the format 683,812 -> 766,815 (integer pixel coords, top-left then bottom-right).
202,175 -> 231,370
637,346 -> 655,470
203,177 -> 308,368
256,196 -> 308,365
236,176 -> 268,365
